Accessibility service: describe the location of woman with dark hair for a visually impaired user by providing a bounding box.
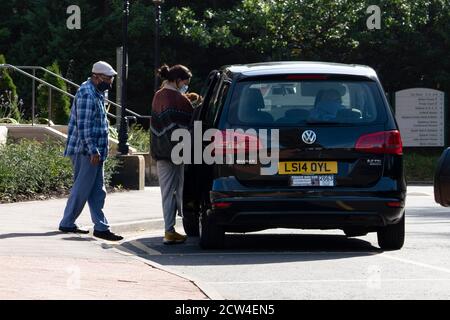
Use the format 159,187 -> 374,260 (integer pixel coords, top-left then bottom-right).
150,64 -> 193,244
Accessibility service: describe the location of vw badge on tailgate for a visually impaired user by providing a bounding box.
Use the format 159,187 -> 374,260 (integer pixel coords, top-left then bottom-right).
302,130 -> 317,144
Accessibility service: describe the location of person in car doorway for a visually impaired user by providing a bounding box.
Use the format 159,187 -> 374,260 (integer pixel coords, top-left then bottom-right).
151,64 -> 193,244
59,61 -> 123,242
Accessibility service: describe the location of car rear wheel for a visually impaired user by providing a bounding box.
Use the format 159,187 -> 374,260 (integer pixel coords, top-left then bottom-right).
377,214 -> 405,250
182,211 -> 199,236
199,209 -> 224,249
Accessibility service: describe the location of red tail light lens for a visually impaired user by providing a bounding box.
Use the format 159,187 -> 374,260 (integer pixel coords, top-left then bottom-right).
214,130 -> 261,155
212,202 -> 232,209
386,201 -> 402,208
355,130 -> 403,155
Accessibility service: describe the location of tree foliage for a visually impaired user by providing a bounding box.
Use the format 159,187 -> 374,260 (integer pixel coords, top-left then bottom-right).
0,0 -> 448,118
0,54 -> 21,120
167,0 -> 450,92
37,61 -> 71,124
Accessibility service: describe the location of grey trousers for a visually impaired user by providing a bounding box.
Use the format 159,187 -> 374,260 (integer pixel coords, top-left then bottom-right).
157,160 -> 184,232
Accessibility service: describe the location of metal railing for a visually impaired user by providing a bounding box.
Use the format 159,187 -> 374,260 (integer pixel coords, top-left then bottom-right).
0,64 -> 151,125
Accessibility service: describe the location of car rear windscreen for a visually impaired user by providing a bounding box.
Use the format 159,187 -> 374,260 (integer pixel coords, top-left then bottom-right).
227,78 -> 387,126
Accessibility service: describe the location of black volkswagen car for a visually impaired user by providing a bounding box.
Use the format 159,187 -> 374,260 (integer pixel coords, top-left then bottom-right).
182,62 -> 406,250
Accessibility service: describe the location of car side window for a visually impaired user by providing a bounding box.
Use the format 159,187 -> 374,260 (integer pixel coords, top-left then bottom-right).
190,71 -> 220,126
199,70 -> 219,105
204,79 -> 230,127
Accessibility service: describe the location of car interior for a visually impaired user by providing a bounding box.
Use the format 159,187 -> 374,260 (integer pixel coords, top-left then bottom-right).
231,81 -> 380,125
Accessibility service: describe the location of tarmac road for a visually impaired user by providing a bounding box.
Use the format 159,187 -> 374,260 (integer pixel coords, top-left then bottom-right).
120,186 -> 450,299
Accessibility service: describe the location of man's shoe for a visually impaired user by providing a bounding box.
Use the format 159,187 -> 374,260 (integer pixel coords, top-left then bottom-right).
59,226 -> 90,234
163,231 -> 187,245
93,230 -> 123,241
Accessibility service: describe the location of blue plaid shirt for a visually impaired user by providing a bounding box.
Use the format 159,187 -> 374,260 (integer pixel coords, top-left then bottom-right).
64,78 -> 109,161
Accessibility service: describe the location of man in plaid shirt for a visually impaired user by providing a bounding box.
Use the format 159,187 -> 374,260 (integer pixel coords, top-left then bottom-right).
59,61 -> 123,241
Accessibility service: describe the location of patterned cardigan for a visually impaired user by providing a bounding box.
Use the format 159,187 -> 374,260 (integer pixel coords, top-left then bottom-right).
150,87 -> 193,161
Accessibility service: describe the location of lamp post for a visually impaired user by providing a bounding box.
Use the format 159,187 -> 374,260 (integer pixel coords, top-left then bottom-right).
118,0 -> 130,155
153,0 -> 164,92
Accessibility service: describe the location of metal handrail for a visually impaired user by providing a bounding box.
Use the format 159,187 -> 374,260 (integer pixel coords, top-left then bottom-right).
0,64 -> 151,122
15,66 -> 81,90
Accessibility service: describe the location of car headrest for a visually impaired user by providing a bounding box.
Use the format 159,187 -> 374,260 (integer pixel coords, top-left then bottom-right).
244,88 -> 265,111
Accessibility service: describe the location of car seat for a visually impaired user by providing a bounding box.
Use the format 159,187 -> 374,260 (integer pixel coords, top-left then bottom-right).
239,88 -> 274,123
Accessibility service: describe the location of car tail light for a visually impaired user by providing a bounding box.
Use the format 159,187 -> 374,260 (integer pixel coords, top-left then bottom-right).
212,202 -> 232,209
213,130 -> 261,155
386,201 -> 402,208
355,130 -> 403,155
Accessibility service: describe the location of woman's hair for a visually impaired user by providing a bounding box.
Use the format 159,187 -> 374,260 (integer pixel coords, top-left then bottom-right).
157,64 -> 192,82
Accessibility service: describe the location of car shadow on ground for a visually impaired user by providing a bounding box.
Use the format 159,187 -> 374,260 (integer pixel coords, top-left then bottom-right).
119,232 -> 383,266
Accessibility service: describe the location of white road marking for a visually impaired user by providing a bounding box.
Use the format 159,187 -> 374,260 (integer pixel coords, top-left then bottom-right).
110,244 -> 137,256
407,192 -> 432,196
381,254 -> 450,275
128,240 -> 162,255
206,278 -> 450,285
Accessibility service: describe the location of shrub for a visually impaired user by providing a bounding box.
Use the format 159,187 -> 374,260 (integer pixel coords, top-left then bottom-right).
403,149 -> 442,183
109,124 -> 150,153
0,54 -> 21,121
0,139 -> 119,203
37,61 -> 71,125
0,91 -> 23,121
128,124 -> 150,153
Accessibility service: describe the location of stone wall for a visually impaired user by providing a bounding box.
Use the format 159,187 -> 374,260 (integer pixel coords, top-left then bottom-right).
0,126 -> 8,146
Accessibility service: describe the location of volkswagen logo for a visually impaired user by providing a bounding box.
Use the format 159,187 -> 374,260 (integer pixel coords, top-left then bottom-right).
301,130 -> 317,144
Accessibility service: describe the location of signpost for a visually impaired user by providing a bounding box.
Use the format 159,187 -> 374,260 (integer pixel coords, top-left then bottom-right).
395,88 -> 446,147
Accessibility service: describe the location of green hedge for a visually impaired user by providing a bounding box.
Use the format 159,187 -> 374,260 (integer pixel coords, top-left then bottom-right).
404,150 -> 442,183
0,139 -> 119,203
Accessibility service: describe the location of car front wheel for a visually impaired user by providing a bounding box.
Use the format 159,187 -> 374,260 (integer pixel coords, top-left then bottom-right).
182,210 -> 199,236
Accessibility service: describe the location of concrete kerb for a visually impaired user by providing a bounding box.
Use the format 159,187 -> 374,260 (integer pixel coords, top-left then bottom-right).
87,217 -> 182,235
109,218 -> 165,234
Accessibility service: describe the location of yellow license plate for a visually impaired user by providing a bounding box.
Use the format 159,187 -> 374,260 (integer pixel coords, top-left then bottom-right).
278,161 -> 338,175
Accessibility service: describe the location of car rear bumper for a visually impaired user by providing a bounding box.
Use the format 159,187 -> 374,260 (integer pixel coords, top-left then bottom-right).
209,177 -> 406,230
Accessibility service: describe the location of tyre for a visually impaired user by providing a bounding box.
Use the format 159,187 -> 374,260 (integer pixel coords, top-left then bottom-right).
199,209 -> 224,249
182,211 -> 199,236
377,214 -> 405,250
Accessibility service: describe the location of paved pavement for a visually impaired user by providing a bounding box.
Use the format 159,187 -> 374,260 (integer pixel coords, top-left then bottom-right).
0,187 -> 209,300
